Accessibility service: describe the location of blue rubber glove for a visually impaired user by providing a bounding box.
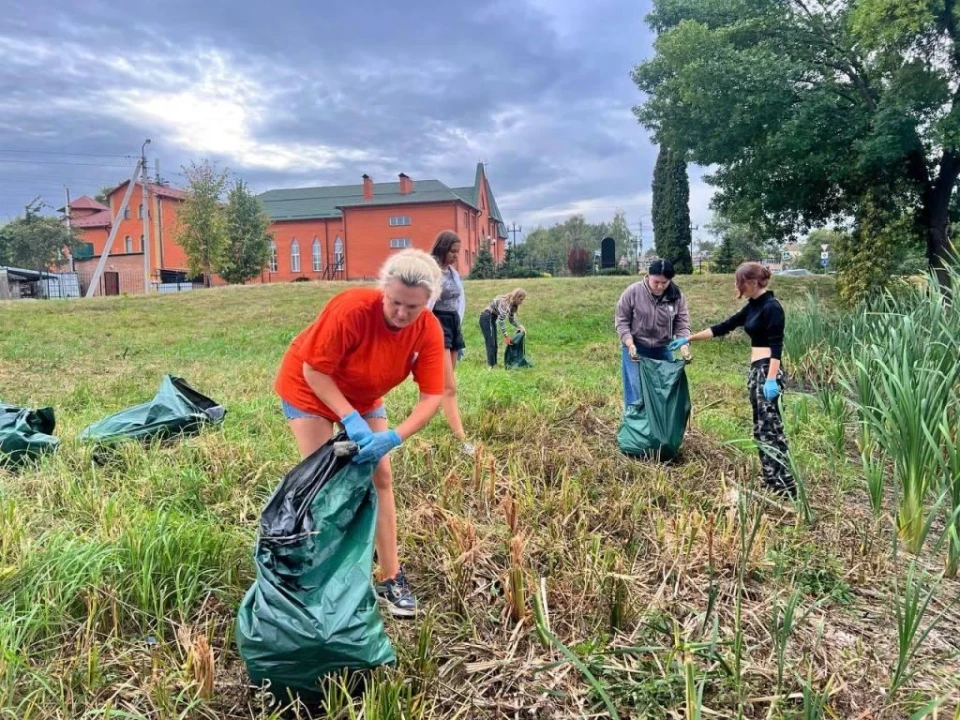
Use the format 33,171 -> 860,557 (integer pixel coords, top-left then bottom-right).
763,379 -> 781,402
354,429 -> 402,465
667,337 -> 689,352
340,411 -> 373,443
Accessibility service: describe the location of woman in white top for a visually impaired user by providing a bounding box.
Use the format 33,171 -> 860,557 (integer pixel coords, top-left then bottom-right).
429,231 -> 472,454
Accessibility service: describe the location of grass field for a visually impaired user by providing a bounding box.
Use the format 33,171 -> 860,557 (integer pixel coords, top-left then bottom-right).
1,274 -> 958,719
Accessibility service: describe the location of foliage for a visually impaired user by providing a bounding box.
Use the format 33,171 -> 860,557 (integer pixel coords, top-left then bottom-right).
567,246 -> 592,276
793,229 -> 847,274
652,146 -> 693,273
706,213 -> 766,273
176,160 -> 229,287
498,245 -> 542,278
598,267 -> 633,276
523,213 -> 637,274
468,248 -> 497,279
0,198 -> 80,271
217,179 -> 272,285
632,0 -> 960,279
94,186 -> 114,206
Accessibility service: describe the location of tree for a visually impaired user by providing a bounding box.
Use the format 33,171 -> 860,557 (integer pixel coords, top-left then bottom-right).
177,160 -> 228,287
469,248 -> 497,279
608,209 -> 634,262
706,213 -> 766,273
217,179 -> 272,284
0,198 -> 79,271
794,229 -> 846,273
633,0 -> 960,291
567,246 -> 591,276
94,186 -> 114,206
651,146 -> 693,273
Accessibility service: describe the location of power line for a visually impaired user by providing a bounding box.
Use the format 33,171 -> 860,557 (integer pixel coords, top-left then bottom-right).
0,148 -> 132,159
0,158 -> 137,168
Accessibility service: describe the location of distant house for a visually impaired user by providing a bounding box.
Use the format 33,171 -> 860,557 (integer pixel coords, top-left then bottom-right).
61,182 -> 189,296
256,163 -> 508,281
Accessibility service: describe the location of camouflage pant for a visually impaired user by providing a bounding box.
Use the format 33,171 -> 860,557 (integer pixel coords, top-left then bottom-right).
747,360 -> 796,498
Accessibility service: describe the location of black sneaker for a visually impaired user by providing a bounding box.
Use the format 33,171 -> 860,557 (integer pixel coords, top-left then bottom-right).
375,568 -> 418,618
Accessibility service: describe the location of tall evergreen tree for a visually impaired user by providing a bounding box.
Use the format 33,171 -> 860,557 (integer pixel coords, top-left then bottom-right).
218,179 -> 272,284
651,146 -> 693,273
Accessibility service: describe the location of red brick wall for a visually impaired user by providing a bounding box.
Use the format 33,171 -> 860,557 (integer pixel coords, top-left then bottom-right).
260,218 -> 345,283
73,253 -> 147,296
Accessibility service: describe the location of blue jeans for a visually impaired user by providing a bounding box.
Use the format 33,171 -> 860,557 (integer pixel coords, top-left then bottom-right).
281,398 -> 387,422
621,343 -> 672,407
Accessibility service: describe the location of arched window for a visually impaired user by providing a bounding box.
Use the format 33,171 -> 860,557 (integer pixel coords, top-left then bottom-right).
291,238 -> 301,273
312,237 -> 322,272
334,236 -> 344,269
269,241 -> 278,272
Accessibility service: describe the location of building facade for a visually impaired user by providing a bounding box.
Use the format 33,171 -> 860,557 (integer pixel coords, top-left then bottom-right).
256,163 -> 508,282
64,163 -> 507,293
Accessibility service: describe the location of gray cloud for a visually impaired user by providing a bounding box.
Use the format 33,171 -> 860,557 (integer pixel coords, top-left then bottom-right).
0,0 -> 714,237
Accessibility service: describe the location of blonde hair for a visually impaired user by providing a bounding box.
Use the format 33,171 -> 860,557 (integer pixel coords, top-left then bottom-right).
504,287 -> 527,308
378,249 -> 442,302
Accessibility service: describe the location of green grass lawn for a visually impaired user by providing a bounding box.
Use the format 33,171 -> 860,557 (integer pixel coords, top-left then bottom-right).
0,274 -> 956,719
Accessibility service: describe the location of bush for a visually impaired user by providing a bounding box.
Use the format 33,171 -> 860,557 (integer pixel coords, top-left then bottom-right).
598,267 -> 633,276
567,247 -> 591,276
469,249 -> 498,279
499,267 -> 542,279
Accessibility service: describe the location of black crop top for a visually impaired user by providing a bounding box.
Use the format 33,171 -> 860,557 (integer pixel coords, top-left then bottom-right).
709,291 -> 785,360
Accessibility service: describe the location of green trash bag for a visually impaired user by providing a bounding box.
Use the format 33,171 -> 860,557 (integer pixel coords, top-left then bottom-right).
505,330 -> 534,369
0,403 -> 59,466
617,356 -> 691,461
236,433 -> 395,704
79,375 -> 225,445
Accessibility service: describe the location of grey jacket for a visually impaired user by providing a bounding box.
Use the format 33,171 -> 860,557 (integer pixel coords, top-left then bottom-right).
615,280 -> 691,348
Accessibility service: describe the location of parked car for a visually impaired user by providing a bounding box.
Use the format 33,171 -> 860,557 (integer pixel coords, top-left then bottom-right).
775,268 -> 815,276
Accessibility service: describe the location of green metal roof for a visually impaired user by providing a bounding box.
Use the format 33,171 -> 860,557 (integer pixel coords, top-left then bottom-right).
258,179 -> 479,221
256,165 -> 508,236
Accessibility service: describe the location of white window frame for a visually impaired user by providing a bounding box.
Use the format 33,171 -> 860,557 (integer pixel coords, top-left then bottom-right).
124,235 -> 132,253
290,239 -> 301,273
312,237 -> 322,272
390,237 -> 412,249
334,236 -> 344,269
269,241 -> 278,273
389,216 -> 411,227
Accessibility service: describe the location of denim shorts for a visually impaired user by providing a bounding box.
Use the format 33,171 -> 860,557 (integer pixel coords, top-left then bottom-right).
281,398 -> 387,422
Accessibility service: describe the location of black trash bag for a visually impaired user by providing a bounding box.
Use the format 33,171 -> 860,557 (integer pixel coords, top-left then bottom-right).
504,330 -> 534,369
617,356 -> 691,461
0,403 -> 59,466
236,432 -> 395,706
78,375 -> 225,446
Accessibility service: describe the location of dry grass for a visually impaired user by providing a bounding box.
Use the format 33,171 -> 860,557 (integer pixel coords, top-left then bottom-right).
0,274 -> 957,719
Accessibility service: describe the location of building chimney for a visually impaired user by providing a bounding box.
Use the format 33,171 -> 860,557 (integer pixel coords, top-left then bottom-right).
398,173 -> 413,195
362,174 -> 373,201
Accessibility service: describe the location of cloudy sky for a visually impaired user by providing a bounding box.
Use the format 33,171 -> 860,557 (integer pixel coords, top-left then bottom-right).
0,0 -> 715,243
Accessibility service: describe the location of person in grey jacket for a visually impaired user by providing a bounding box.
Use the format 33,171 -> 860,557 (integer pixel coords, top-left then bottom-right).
614,259 -> 691,406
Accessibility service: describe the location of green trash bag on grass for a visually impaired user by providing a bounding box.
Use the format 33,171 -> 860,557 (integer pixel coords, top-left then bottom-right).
617,356 -> 691,461
504,330 -> 534,369
0,403 -> 59,465
236,433 -> 395,705
79,375 -> 225,445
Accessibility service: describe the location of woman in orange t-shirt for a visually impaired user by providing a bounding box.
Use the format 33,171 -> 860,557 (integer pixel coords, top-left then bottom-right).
274,249 -> 445,617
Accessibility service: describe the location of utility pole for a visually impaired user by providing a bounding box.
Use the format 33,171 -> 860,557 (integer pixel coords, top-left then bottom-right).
64,186 -> 75,272
141,139 -> 152,294
508,222 -> 522,249
85,159 -> 143,298
636,218 -> 644,272
154,158 -> 161,184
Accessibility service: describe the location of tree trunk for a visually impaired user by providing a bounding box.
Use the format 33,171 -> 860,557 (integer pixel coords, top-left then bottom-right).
921,151 -> 959,289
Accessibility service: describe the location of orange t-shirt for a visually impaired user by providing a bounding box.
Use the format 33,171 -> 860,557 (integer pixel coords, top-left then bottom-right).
274,287 -> 445,421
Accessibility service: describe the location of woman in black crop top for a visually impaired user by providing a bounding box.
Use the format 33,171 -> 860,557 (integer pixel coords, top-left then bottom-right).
668,262 -> 795,498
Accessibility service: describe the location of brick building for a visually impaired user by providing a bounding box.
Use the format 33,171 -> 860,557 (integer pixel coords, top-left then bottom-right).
63,181 -> 188,296
256,163 -> 508,281
65,163 -> 507,293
